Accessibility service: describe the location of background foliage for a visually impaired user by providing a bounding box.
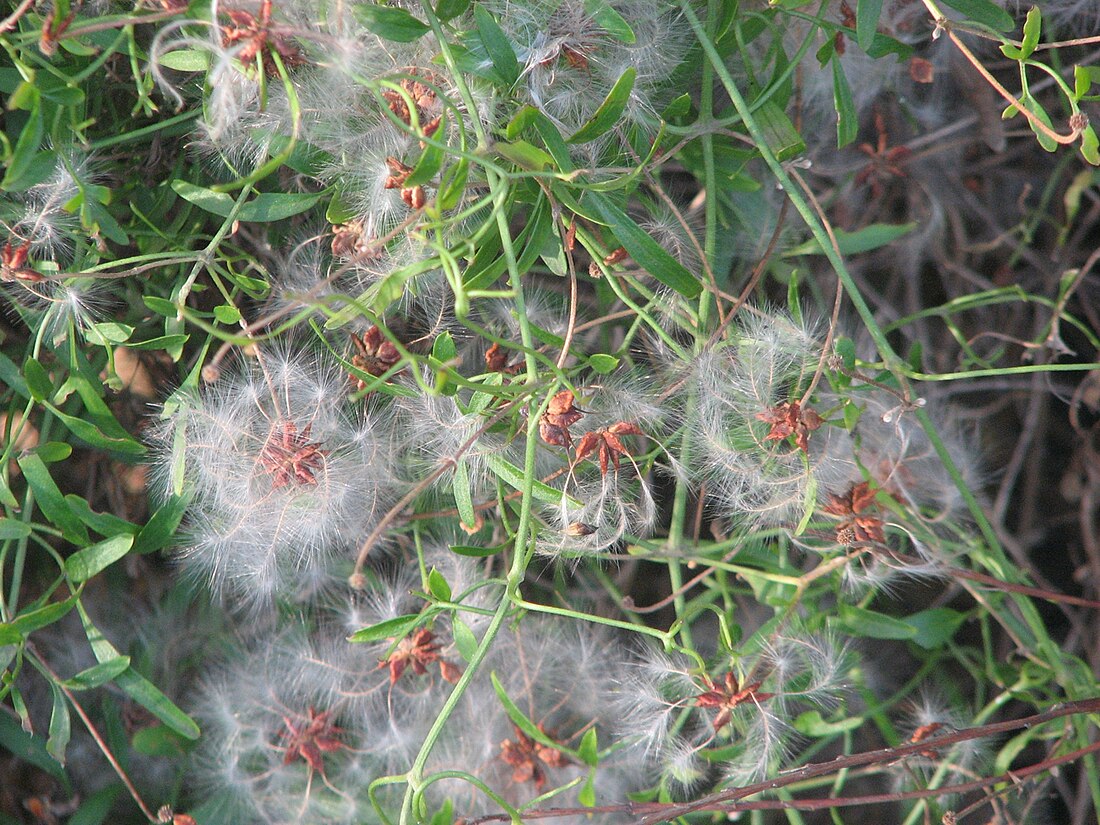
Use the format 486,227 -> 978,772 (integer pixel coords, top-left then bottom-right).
2,0 -> 1100,823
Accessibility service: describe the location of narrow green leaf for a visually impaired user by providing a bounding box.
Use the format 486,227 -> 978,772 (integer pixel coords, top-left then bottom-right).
486,455 -> 579,506
213,304 -> 242,324
585,0 -> 634,42
506,104 -> 542,140
0,625 -> 23,645
1021,92 -> 1058,152
532,114 -> 575,172
452,458 -> 477,531
348,613 -> 422,643
835,603 -> 916,640
782,222 -> 917,257
435,0 -> 470,21
0,710 -> 68,784
171,181 -> 323,221
405,114 -> 448,187
427,568 -> 452,603
831,56 -> 858,148
134,495 -> 189,555
754,100 -> 806,161
1002,6 -> 1041,60
47,682 -> 70,766
353,3 -> 430,41
44,404 -> 146,457
661,93 -> 692,122
0,352 -> 30,400
939,0 -> 1015,32
85,322 -> 134,345
231,191 -> 325,222
326,190 -> 357,224
842,399 -> 861,429
451,616 -> 478,662
1,99 -> 43,190
794,710 -> 863,736
568,67 -> 636,144
856,0 -> 883,52
491,672 -> 556,747
906,607 -> 965,649
587,192 -> 700,298
1074,65 -> 1093,101
495,139 -> 555,171
65,535 -> 134,582
62,656 -> 131,691
65,495 -> 138,537
130,724 -> 190,757
450,543 -> 504,557
79,605 -> 200,740
578,774 -> 596,807
169,180 -> 235,216
429,801 -> 454,825
35,442 -> 72,463
578,727 -> 598,766
142,295 -> 177,317
1080,125 -> 1099,166
12,597 -> 78,635
474,5 -> 520,87
437,157 -> 469,211
23,358 -> 53,402
432,331 -> 457,363
835,337 -> 856,371
17,454 -> 88,544
0,518 -> 32,539
156,49 -> 210,71
126,334 -> 190,351
8,684 -> 29,729
587,353 -> 619,374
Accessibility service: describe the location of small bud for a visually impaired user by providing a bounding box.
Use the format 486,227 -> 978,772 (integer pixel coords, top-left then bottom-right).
348,572 -> 368,591
401,186 -> 426,210
201,363 -> 221,384
566,521 -> 596,537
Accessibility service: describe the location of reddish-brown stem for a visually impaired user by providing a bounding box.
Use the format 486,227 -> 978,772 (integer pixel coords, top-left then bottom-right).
934,19 -> 1082,146
0,0 -> 35,33
29,646 -> 159,823
463,697 -> 1100,825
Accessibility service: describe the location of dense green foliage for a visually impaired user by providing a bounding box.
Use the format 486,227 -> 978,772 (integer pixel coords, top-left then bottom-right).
2,1 -> 1100,824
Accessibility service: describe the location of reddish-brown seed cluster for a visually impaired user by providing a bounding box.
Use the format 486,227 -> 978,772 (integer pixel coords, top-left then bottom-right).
279,707 -> 347,776
383,156 -> 426,210
856,111 -> 912,198
381,70 -> 443,140
330,219 -> 378,259
755,399 -> 824,454
379,628 -> 462,686
1,240 -> 41,282
574,421 -> 644,476
220,0 -> 305,76
538,390 -> 585,449
821,480 -> 886,545
498,723 -> 571,790
349,326 -> 402,390
484,342 -> 522,375
694,671 -> 775,731
909,721 -> 946,759
258,420 -> 328,487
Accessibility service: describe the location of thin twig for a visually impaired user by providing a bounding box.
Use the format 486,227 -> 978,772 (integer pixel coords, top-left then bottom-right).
464,697 -> 1100,824
30,646 -> 159,823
